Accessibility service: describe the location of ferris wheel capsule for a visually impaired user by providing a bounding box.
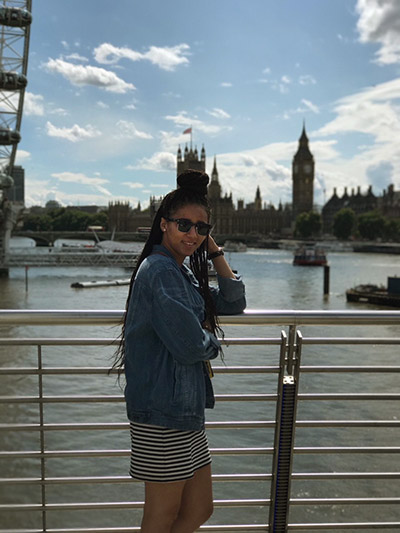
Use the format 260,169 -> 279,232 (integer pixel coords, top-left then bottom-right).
0,6 -> 32,27
0,71 -> 28,91
0,173 -> 14,189
0,128 -> 21,145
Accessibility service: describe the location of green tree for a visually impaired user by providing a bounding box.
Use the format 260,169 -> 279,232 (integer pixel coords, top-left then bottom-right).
23,214 -> 53,231
333,208 -> 356,240
295,211 -> 321,239
383,218 -> 400,242
357,210 -> 386,240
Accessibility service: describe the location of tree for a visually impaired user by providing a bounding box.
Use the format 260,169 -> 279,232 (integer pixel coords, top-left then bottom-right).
23,214 -> 53,231
357,210 -> 386,240
333,208 -> 356,240
295,211 -> 321,239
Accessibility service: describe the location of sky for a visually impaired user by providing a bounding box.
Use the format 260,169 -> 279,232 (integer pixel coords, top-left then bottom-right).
11,0 -> 400,209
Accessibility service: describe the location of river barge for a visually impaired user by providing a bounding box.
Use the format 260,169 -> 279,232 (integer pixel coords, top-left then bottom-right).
346,276 -> 400,307
293,244 -> 327,266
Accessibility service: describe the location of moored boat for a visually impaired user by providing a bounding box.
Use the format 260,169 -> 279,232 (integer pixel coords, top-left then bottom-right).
346,277 -> 400,307
293,244 -> 327,266
223,240 -> 247,253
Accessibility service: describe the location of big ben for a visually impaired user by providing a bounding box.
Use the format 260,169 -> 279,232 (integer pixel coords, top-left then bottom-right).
292,124 -> 314,220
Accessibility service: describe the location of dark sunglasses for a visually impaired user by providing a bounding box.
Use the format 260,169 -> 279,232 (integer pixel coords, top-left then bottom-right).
166,217 -> 212,236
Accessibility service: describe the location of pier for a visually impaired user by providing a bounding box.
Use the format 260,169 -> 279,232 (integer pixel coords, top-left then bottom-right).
1,250 -> 138,268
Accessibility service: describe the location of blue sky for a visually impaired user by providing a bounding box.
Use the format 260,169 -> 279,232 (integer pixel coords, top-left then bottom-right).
14,0 -> 400,209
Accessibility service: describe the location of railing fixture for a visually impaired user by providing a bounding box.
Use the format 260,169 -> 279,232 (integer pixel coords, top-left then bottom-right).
0,309 -> 399,532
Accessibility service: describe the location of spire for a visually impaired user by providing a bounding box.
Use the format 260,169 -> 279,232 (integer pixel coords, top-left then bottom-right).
212,155 -> 218,181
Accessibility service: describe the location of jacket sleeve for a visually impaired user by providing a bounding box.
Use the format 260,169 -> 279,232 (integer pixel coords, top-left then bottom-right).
211,274 -> 246,315
150,266 -> 220,365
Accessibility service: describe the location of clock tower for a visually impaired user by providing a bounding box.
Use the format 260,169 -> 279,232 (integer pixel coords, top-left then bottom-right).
292,124 -> 314,220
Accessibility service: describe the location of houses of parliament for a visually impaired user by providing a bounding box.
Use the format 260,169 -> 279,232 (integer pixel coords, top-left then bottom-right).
109,126 -> 316,237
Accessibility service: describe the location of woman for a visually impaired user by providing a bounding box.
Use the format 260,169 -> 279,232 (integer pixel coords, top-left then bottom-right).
115,169 -> 246,532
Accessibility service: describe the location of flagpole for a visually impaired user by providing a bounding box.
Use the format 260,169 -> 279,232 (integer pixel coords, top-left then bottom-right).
190,125 -> 192,150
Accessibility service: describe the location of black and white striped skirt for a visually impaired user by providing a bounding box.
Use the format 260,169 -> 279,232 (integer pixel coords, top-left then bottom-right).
129,422 -> 211,483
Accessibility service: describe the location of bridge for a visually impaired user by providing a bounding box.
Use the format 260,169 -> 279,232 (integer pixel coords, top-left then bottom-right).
12,230 -> 148,246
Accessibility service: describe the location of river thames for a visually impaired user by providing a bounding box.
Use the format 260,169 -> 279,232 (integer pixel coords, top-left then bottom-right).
0,244 -> 399,531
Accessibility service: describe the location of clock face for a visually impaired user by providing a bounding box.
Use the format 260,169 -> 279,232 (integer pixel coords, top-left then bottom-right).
304,164 -> 312,173
294,164 -> 298,173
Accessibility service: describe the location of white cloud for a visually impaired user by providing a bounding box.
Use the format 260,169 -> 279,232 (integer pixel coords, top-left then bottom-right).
207,107 -> 231,119
46,121 -> 102,142
356,0 -> 400,64
65,52 -> 89,62
164,112 -> 231,135
220,82 -> 232,87
15,149 -> 31,163
52,172 -> 109,186
44,58 -> 135,93
115,120 -> 153,140
94,42 -> 190,71
136,151 -> 177,172
122,181 -> 144,188
301,99 -> 320,114
97,100 -> 109,109
24,92 -> 44,116
299,74 -> 316,85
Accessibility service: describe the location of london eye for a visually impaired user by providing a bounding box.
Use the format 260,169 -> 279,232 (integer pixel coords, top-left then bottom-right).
0,0 -> 32,268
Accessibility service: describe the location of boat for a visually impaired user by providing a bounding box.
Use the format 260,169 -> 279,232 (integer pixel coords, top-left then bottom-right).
71,278 -> 130,289
293,244 -> 327,266
223,240 -> 247,253
346,277 -> 400,307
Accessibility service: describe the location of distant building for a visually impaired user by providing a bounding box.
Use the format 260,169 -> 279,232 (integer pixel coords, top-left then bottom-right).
8,165 -> 24,203
322,186 -> 378,233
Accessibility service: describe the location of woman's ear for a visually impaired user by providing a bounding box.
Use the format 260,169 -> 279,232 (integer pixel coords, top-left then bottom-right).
160,218 -> 167,232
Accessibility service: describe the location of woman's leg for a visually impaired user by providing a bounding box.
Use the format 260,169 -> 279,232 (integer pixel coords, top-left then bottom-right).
170,464 -> 213,533
140,464 -> 213,533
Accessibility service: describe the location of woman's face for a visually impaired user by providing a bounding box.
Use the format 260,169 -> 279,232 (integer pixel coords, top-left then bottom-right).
160,203 -> 209,264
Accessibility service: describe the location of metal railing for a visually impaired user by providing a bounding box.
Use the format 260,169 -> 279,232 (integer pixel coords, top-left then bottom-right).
0,309 -> 399,532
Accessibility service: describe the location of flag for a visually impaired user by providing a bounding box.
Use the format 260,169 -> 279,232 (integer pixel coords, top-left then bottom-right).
183,127 -> 192,134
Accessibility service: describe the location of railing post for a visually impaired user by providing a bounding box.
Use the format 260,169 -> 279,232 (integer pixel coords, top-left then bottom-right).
38,345 -> 47,531
269,328 -> 303,532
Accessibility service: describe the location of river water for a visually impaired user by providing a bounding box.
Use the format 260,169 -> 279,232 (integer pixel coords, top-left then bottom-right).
0,242 -> 399,531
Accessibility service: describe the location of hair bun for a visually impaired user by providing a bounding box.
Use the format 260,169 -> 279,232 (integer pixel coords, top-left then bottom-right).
177,169 -> 209,196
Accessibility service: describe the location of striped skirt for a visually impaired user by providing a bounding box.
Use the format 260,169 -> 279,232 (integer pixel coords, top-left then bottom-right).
129,422 -> 211,483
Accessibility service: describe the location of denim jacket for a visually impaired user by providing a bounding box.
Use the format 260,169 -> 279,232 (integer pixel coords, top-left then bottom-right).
124,244 -> 246,431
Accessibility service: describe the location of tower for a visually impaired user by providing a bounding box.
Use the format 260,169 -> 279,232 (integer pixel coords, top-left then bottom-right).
208,155 -> 221,201
292,124 -> 314,220
177,144 -> 206,177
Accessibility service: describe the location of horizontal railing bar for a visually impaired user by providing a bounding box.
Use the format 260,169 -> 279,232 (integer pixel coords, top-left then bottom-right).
3,471 -> 400,486
0,421 -> 276,431
2,496 -> 400,513
288,523 -> 400,530
0,365 -> 280,375
292,472 -> 400,480
2,365 -> 400,376
295,446 -> 400,453
303,337 -> 400,345
0,473 -> 273,485
291,497 -> 400,505
300,365 -> 400,373
0,447 -> 273,459
0,498 -> 270,512
0,393 -> 278,404
1,420 -> 398,432
1,309 -> 400,326
1,392 -> 399,404
0,526 -> 270,533
0,337 -> 280,346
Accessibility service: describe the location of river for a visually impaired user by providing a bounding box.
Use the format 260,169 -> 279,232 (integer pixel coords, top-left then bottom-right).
0,242 -> 399,531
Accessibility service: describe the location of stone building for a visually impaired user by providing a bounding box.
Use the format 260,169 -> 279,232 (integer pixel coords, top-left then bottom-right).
322,186 -> 378,233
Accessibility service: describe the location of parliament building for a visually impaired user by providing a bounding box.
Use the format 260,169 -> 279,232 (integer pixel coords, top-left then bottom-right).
109,126 -> 315,237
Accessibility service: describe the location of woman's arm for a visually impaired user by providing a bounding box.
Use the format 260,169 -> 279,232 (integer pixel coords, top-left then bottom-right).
207,235 -> 236,279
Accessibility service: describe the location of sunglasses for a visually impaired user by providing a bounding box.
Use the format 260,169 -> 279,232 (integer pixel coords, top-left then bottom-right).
166,217 -> 212,236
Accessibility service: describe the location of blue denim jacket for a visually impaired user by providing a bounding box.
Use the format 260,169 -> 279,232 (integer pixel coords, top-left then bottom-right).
124,244 -> 246,431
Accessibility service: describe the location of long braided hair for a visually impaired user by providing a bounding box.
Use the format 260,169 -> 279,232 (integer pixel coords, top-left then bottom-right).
112,169 -> 222,377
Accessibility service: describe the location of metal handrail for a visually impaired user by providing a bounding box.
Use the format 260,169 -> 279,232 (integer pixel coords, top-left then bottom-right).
0,309 -> 399,532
